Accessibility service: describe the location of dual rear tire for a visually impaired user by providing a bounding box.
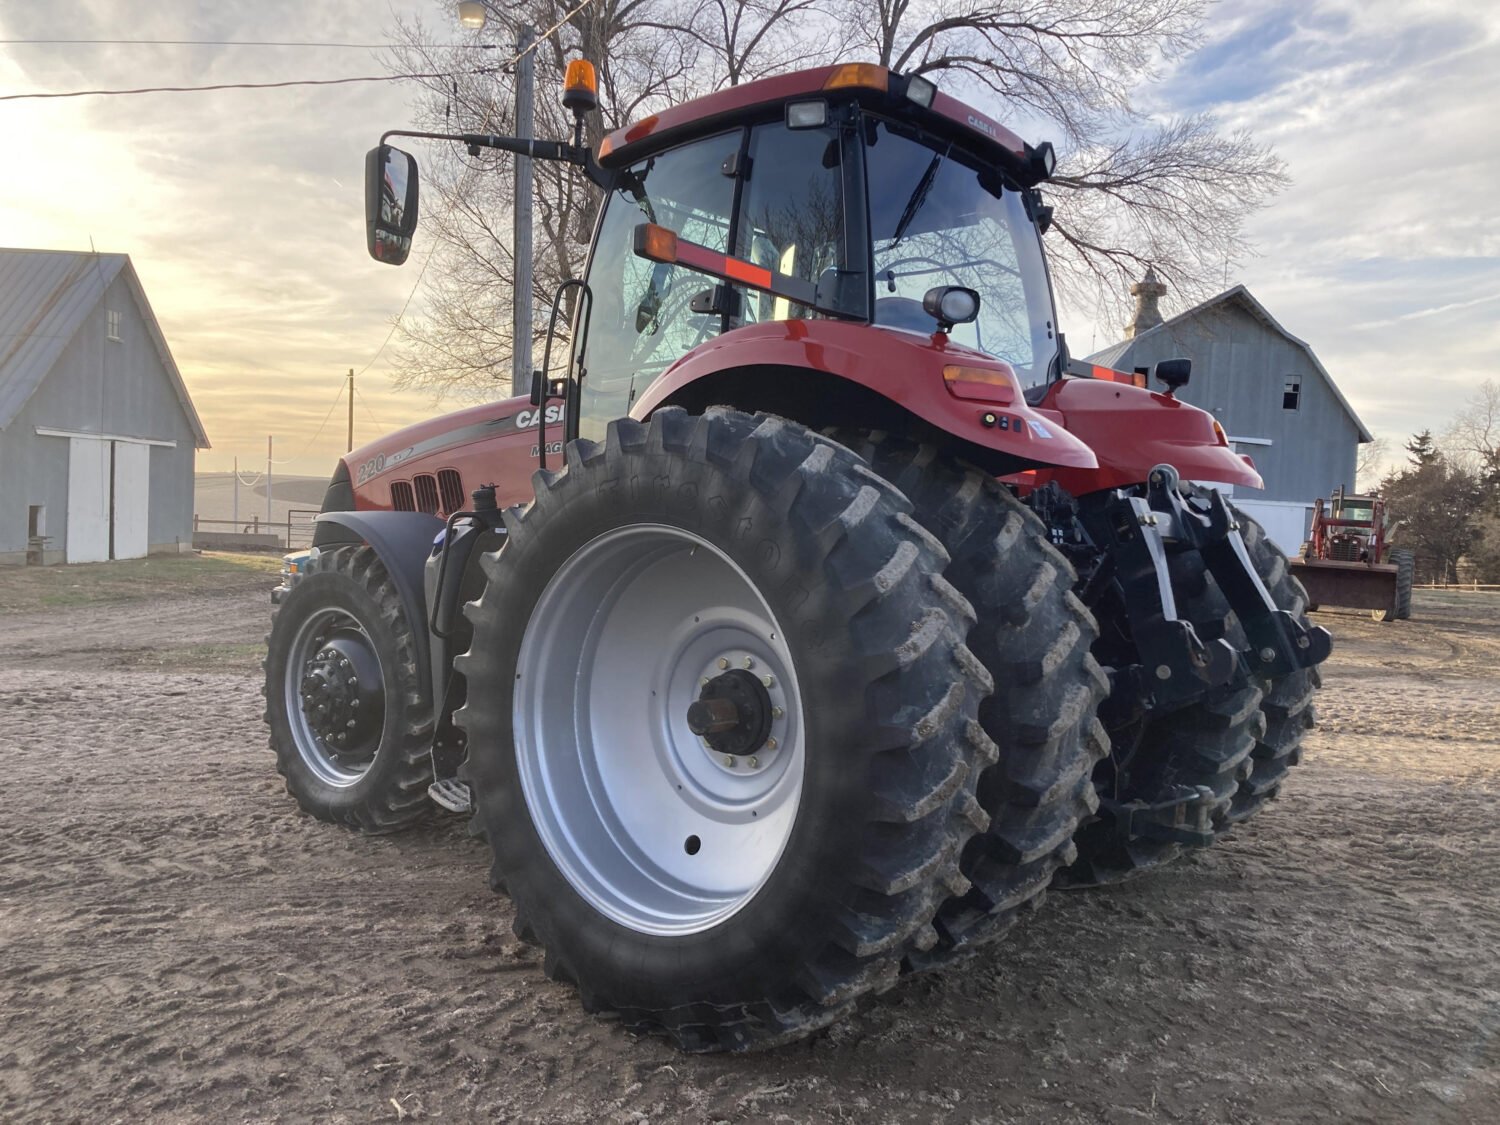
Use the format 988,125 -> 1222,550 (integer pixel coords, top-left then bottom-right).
456,410 -> 1106,1049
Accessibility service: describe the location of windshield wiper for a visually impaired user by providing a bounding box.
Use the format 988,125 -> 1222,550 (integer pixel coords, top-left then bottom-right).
888,150 -> 944,250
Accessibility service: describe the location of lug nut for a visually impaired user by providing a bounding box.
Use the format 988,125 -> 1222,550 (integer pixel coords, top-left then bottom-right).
717,657 -> 729,670
743,656 -> 755,669
771,706 -> 783,719
748,756 -> 759,768
723,755 -> 736,767
762,675 -> 774,688
766,737 -> 778,751
1155,665 -> 1172,680
346,720 -> 357,729
1260,647 -> 1276,663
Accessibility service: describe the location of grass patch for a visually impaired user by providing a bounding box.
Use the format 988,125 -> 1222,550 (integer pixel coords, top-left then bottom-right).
116,642 -> 268,674
0,552 -> 281,613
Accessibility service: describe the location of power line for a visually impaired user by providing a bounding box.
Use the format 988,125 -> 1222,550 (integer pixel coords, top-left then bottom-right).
352,384 -> 390,435
271,380 -> 347,465
0,38 -> 497,49
0,68 -> 496,103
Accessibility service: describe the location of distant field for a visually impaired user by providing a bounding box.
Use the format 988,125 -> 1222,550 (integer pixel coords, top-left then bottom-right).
194,473 -> 327,527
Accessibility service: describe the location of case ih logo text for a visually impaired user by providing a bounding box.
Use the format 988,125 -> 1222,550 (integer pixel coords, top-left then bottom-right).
515,403 -> 566,429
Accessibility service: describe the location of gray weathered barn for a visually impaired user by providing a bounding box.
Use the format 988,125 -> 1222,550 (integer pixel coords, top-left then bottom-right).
0,249 -> 209,565
1089,274 -> 1372,552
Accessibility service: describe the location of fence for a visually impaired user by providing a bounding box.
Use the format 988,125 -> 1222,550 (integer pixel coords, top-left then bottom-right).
192,509 -> 320,550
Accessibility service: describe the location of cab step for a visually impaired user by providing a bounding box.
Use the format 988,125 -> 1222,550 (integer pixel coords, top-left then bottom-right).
428,778 -> 473,814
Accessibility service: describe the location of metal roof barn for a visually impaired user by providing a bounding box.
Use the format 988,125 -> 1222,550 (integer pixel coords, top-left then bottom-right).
0,248 -> 208,565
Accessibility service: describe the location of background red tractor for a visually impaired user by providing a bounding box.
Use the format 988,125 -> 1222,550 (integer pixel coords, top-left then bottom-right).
263,60 -> 1330,1051
1292,486 -> 1414,621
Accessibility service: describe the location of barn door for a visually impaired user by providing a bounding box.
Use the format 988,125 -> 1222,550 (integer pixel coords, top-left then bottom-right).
66,437 -> 111,563
111,441 -> 150,560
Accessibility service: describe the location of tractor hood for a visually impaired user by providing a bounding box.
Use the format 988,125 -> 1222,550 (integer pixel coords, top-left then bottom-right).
1023,376 -> 1264,496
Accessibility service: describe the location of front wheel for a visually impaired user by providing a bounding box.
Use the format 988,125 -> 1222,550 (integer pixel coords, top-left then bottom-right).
457,409 -> 993,1051
263,546 -> 433,832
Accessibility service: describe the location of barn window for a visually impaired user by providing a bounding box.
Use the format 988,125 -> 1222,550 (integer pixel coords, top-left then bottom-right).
106,309 -> 122,341
437,469 -> 465,514
390,481 -> 416,511
1282,375 -> 1301,411
412,473 -> 441,514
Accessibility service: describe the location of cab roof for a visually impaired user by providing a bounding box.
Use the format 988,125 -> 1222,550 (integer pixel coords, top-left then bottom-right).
598,63 -> 1031,172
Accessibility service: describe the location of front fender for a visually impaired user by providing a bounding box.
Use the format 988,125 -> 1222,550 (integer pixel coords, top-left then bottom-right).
631,319 -> 1097,471
312,510 -> 444,681
1028,378 -> 1264,495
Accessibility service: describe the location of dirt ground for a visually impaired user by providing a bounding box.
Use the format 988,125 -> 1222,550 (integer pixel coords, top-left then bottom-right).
1,561 -> 1496,1124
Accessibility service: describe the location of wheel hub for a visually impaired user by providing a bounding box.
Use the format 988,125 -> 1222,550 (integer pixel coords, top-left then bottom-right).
299,637 -> 381,755
688,668 -> 773,758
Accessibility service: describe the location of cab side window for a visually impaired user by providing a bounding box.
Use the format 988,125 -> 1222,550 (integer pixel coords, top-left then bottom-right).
578,131 -> 742,442
732,121 -> 850,326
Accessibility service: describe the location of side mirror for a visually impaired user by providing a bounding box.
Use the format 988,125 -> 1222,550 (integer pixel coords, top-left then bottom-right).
365,145 -> 420,266
1154,357 -> 1191,393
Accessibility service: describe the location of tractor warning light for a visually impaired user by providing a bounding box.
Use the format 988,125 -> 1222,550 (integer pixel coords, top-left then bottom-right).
634,223 -> 679,264
563,59 -> 598,113
823,63 -> 889,92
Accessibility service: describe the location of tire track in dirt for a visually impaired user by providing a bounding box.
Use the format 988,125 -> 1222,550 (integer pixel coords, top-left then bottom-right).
1,589 -> 1497,1122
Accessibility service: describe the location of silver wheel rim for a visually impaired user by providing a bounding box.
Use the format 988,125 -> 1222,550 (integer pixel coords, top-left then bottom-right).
513,524 -> 806,937
283,608 -> 385,788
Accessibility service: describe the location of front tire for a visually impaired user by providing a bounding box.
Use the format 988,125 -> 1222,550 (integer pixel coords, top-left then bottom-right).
263,545 -> 433,832
457,409 -> 993,1051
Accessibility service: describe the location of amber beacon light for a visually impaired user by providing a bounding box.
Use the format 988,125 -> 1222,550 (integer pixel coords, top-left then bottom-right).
563,59 -> 598,113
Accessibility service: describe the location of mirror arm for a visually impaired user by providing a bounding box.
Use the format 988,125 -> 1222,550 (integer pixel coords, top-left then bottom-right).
379,128 -> 597,177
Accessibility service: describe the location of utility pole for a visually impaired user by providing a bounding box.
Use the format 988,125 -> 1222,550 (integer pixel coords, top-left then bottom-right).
232,455 -> 239,529
347,368 -> 355,452
266,435 -> 273,526
512,23 -> 536,398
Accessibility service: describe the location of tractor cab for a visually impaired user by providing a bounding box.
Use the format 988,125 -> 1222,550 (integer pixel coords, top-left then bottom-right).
367,63 -> 1068,453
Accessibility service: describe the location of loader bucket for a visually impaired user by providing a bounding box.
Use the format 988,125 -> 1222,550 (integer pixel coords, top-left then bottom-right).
1290,558 -> 1398,614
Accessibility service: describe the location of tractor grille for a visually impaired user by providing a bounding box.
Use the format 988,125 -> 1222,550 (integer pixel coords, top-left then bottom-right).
437,469 -> 465,514
390,481 -> 415,512
1329,538 -> 1364,562
412,474 -> 441,515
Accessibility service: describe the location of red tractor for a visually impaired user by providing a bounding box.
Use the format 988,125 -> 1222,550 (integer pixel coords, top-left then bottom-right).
264,61 -> 1330,1051
1292,487 -> 1414,621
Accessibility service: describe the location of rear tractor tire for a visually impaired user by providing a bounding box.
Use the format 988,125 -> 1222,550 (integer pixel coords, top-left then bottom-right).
456,409 -> 993,1051
263,545 -> 434,832
826,429 -> 1108,965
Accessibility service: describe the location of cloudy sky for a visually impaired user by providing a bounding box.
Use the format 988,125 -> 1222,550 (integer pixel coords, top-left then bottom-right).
2,0 -> 1496,475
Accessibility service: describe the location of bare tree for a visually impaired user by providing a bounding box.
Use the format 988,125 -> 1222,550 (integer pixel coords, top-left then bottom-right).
1447,378 -> 1500,490
1357,435 -> 1388,492
381,0 -> 1285,396
846,0 -> 1286,313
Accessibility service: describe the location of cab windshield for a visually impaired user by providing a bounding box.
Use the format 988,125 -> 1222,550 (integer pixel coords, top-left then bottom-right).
864,119 -> 1058,387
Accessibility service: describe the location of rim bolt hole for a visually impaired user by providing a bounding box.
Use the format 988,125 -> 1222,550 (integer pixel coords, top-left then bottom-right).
684,835 -> 701,855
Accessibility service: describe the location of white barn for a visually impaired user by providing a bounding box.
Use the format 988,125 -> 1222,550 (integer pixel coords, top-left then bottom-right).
0,249 -> 209,565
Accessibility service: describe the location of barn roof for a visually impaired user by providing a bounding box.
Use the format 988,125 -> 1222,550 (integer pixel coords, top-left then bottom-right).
0,248 -> 209,448
1087,284 -> 1374,443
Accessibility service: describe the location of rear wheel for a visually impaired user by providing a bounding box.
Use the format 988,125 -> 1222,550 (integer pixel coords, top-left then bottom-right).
457,409 -> 992,1051
263,546 -> 433,832
827,430 -> 1107,965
